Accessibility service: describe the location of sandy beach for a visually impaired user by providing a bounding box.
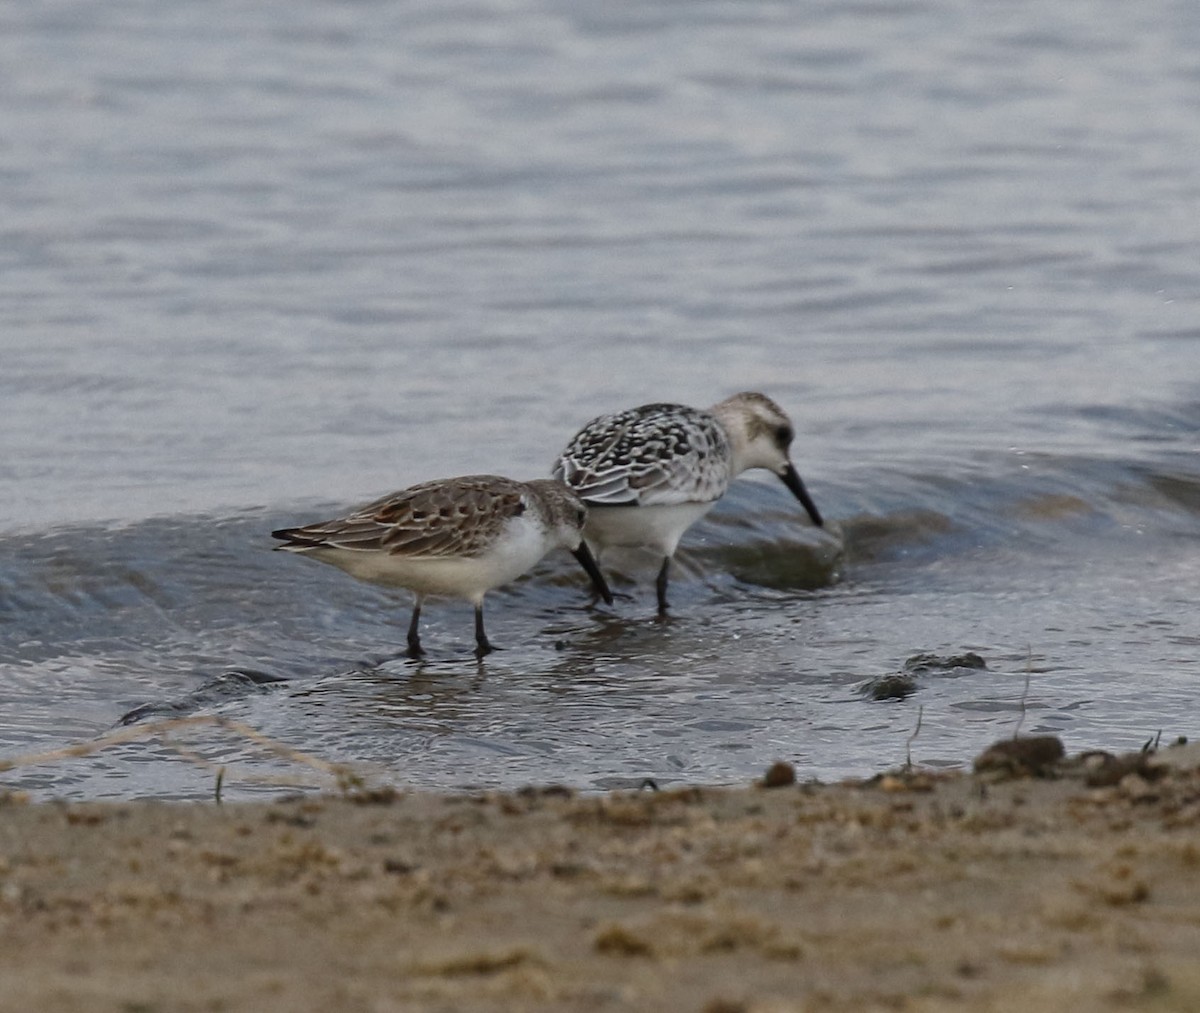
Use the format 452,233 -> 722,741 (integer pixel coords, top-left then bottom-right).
2,740 -> 1199,1013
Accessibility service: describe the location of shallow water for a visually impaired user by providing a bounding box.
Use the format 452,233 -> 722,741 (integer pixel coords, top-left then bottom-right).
1,0 -> 1198,800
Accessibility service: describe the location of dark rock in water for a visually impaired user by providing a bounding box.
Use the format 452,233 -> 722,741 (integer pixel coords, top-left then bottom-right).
973,735 -> 1065,777
904,652 -> 987,674
860,651 -> 985,701
225,668 -> 289,685
860,651 -> 986,702
860,673 -> 920,701
118,669 -> 288,726
760,760 -> 796,788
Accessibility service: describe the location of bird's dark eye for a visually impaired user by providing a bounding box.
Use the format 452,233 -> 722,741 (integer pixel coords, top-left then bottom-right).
576,508 -> 586,525
776,424 -> 794,445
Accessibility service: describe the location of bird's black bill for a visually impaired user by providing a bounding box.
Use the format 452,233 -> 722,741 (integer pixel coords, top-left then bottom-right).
780,463 -> 824,528
572,542 -> 614,605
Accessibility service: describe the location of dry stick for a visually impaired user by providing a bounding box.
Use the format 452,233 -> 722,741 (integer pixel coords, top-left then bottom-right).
1013,646 -> 1033,739
0,715 -> 365,793
905,705 -> 924,771
158,727 -> 331,791
208,716 -> 364,788
0,715 -> 214,772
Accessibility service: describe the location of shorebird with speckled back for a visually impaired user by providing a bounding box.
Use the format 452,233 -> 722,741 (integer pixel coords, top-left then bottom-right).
552,392 -> 823,613
272,475 -> 613,658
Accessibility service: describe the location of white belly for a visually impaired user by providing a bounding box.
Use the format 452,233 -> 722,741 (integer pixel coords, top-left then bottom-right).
296,519 -> 553,603
584,501 -> 715,558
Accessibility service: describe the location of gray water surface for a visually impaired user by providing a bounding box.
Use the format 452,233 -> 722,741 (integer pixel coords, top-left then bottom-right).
2,0 -> 1198,799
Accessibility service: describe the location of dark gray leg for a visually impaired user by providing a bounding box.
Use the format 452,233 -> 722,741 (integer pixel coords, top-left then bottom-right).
406,601 -> 425,658
474,604 -> 495,657
655,556 -> 671,615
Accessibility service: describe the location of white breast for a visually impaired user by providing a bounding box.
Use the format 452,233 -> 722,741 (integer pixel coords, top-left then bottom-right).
583,501 -> 716,557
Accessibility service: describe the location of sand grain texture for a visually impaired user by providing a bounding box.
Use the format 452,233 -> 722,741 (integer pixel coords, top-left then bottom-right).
3,744 -> 1200,1012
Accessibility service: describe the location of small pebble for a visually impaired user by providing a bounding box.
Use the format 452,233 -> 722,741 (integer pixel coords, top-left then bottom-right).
761,761 -> 796,789
973,736 -> 1065,776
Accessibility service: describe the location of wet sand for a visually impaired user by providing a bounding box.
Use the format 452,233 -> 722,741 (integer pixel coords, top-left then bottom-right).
3,742 -> 1200,1012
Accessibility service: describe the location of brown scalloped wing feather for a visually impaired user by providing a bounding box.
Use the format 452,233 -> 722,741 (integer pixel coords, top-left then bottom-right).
371,476 -> 527,558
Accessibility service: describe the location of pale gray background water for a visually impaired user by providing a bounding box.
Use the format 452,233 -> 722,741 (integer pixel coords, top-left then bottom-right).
2,0 -> 1198,800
